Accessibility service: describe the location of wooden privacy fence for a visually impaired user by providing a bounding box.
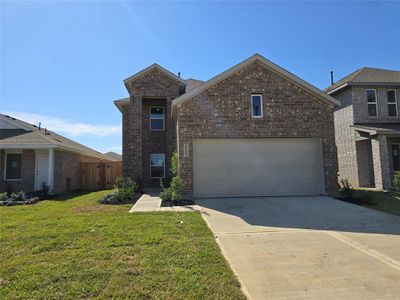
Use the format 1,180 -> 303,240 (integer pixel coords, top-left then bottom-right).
80,161 -> 122,190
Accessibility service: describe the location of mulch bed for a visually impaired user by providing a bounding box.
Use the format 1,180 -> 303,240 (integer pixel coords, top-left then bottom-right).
161,199 -> 195,207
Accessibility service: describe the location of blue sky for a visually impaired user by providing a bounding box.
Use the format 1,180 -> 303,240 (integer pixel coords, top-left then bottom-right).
1,1 -> 399,154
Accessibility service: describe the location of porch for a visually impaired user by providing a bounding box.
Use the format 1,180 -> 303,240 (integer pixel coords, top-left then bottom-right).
354,124 -> 400,190
0,148 -> 55,193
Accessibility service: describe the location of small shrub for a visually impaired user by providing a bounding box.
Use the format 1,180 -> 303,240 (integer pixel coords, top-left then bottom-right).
0,192 -> 8,201
160,176 -> 183,204
115,177 -> 138,198
0,191 -> 39,206
99,192 -> 129,205
338,179 -> 354,199
393,171 -> 400,191
160,179 -> 172,201
99,177 -> 139,204
10,191 -> 26,202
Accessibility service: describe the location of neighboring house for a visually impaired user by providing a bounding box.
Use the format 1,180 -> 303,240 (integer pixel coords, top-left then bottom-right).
0,114 -> 115,194
115,54 -> 339,199
105,151 -> 122,161
326,67 -> 400,190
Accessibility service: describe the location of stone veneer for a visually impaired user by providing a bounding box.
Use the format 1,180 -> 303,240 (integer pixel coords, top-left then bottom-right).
176,61 -> 338,198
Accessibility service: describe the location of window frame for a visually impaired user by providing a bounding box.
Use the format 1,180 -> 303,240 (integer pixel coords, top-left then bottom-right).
387,89 -> 398,117
251,94 -> 263,118
150,153 -> 165,179
150,106 -> 165,131
366,89 -> 378,117
4,150 -> 23,181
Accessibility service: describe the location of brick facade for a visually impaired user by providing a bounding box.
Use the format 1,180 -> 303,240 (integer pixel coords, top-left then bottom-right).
352,87 -> 400,123
176,61 -> 338,197
0,149 -> 106,194
0,149 -> 35,193
122,68 -> 181,187
333,85 -> 400,190
53,151 -> 100,193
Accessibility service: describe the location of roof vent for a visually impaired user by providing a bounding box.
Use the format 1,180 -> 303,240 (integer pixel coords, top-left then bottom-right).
330,71 -> 334,85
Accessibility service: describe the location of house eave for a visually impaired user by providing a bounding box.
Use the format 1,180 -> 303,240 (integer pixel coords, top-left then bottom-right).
114,98 -> 130,112
0,144 -> 58,150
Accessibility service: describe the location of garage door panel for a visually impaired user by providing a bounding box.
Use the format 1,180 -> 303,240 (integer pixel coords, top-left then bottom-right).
193,138 -> 324,198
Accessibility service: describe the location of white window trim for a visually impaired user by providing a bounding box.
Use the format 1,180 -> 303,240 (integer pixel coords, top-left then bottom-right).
387,89 -> 398,117
4,150 -> 23,181
150,153 -> 165,179
366,89 -> 378,118
150,106 -> 165,131
251,94 -> 263,118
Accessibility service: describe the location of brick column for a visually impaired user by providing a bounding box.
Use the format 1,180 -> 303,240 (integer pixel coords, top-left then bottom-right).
371,135 -> 391,189
123,95 -> 143,185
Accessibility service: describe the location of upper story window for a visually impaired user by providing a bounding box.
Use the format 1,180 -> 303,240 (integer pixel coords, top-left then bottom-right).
5,152 -> 22,180
387,90 -> 398,117
251,94 -> 263,118
150,107 -> 164,131
366,89 -> 377,117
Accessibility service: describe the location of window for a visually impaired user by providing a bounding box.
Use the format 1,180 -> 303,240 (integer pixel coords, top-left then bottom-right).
367,89 -> 377,117
5,153 -> 22,180
251,94 -> 263,118
150,107 -> 164,131
150,154 -> 165,178
392,144 -> 400,172
387,90 -> 398,117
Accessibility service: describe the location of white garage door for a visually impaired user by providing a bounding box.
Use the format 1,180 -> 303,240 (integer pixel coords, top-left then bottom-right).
193,138 -> 324,198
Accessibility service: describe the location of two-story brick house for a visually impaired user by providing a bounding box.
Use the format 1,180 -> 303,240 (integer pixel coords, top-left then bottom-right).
115,54 -> 340,199
327,67 -> 400,190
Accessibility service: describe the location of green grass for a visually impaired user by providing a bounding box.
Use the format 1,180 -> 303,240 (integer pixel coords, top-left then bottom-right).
362,190 -> 400,217
0,191 -> 244,299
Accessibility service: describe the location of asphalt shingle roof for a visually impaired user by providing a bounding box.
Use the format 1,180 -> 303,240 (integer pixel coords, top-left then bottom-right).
325,67 -> 400,94
0,114 -> 115,161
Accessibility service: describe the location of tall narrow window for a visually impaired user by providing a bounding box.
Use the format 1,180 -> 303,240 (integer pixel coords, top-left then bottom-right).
5,153 -> 22,180
150,154 -> 165,178
251,94 -> 263,118
367,89 -> 377,117
150,107 -> 164,131
392,144 -> 400,172
387,90 -> 398,117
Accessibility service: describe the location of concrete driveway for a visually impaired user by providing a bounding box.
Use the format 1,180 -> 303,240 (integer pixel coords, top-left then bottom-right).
196,196 -> 400,300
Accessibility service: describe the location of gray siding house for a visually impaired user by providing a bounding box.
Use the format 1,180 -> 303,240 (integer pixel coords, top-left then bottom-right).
327,67 -> 400,190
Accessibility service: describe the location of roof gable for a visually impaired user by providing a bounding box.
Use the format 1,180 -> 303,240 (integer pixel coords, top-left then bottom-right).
123,63 -> 185,89
172,54 -> 340,112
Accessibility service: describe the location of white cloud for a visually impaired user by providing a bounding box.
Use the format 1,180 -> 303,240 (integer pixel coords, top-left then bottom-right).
3,111 -> 121,137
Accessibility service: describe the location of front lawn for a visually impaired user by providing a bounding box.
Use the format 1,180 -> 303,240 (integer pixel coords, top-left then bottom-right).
0,191 -> 244,299
361,191 -> 400,217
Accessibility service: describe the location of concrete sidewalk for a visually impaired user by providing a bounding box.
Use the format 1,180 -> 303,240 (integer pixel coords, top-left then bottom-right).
129,189 -> 195,212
